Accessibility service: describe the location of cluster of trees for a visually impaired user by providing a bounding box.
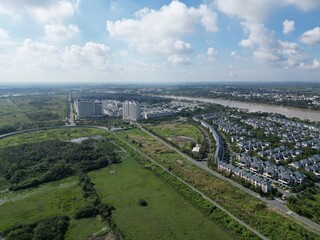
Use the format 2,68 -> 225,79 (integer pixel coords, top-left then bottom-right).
0,126 -> 16,135
1,216 -> 69,240
287,187 -> 320,224
77,173 -> 124,239
0,140 -> 120,190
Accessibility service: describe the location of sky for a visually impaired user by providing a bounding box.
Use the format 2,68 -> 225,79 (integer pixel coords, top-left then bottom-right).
0,0 -> 320,84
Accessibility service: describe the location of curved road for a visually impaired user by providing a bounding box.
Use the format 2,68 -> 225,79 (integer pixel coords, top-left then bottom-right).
139,126 -> 320,234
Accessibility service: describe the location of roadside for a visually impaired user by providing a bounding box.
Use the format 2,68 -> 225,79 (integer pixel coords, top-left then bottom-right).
139,125 -> 320,234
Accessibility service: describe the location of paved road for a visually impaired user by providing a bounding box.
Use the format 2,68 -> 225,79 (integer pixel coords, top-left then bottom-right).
139,127 -> 320,234
66,95 -> 76,126
110,129 -> 269,240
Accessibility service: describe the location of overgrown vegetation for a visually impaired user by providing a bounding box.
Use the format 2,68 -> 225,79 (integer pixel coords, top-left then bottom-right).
77,173 -> 124,239
117,128 -> 319,240
0,139 -> 120,190
287,186 -> 320,224
0,94 -> 67,132
146,121 -> 207,160
1,216 -> 70,240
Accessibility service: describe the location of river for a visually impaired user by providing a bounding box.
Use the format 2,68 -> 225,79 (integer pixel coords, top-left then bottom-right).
166,95 -> 320,123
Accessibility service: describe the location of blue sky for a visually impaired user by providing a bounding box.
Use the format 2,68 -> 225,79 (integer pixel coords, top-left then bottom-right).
0,0 -> 319,84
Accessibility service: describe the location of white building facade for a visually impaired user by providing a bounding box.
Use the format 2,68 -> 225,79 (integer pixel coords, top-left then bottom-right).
76,99 -> 103,119
123,101 -> 141,121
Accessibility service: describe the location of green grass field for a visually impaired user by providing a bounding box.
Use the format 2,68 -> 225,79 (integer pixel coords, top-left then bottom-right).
0,94 -> 67,129
0,177 -> 86,231
147,122 -> 202,150
89,155 -> 234,240
116,128 -> 319,240
0,127 -> 108,148
65,217 -> 108,240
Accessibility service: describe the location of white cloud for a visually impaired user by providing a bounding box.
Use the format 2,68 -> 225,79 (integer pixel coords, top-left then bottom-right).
31,1 -> 75,23
216,1 -> 313,69
174,40 -> 192,54
15,39 -> 62,70
0,28 -> 8,40
239,23 -> 306,67
106,1 -> 218,56
197,47 -> 217,63
239,38 -> 254,48
207,47 -> 217,61
230,51 -> 240,59
300,59 -> 320,70
216,0 -> 320,23
0,0 -> 79,23
282,20 -> 295,34
300,27 -> 320,46
167,54 -> 191,65
45,23 -> 80,41
215,0 -> 273,23
64,42 -> 110,69
284,0 -> 320,11
8,39 -> 110,71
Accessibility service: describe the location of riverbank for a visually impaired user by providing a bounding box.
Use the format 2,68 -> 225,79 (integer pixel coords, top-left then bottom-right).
162,95 -> 320,123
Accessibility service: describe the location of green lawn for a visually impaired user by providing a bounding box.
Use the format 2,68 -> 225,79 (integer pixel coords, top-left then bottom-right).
0,177 -> 86,231
89,155 -> 234,240
65,217 -> 108,240
147,122 -> 202,150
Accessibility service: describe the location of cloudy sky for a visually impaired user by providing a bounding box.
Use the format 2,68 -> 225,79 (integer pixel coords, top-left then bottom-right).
0,0 -> 320,84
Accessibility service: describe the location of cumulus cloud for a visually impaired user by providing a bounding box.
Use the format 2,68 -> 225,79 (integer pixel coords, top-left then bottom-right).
45,23 -> 80,41
282,20 -> 295,34
64,42 -> 110,69
239,23 -> 306,67
167,54 -> 191,65
239,38 -> 254,48
0,0 -> 79,23
207,47 -> 217,61
16,39 -> 62,70
10,39 -> 110,72
300,27 -> 320,46
174,40 -> 192,54
0,28 -> 8,40
215,0 -> 316,69
106,0 -> 218,63
216,0 -> 320,23
197,47 -> 217,63
300,59 -> 320,70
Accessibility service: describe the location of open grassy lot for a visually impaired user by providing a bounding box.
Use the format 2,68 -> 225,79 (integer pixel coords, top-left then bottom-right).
0,177 -> 86,231
116,128 -> 319,240
147,122 -> 202,150
65,217 -> 108,240
0,127 -> 107,148
89,155 -> 234,240
0,94 -> 67,130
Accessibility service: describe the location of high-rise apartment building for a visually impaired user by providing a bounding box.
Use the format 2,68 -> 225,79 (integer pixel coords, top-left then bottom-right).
75,99 -> 103,119
122,101 -> 141,121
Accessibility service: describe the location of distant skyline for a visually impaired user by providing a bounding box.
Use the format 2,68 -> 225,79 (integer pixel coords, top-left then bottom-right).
0,0 -> 320,84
